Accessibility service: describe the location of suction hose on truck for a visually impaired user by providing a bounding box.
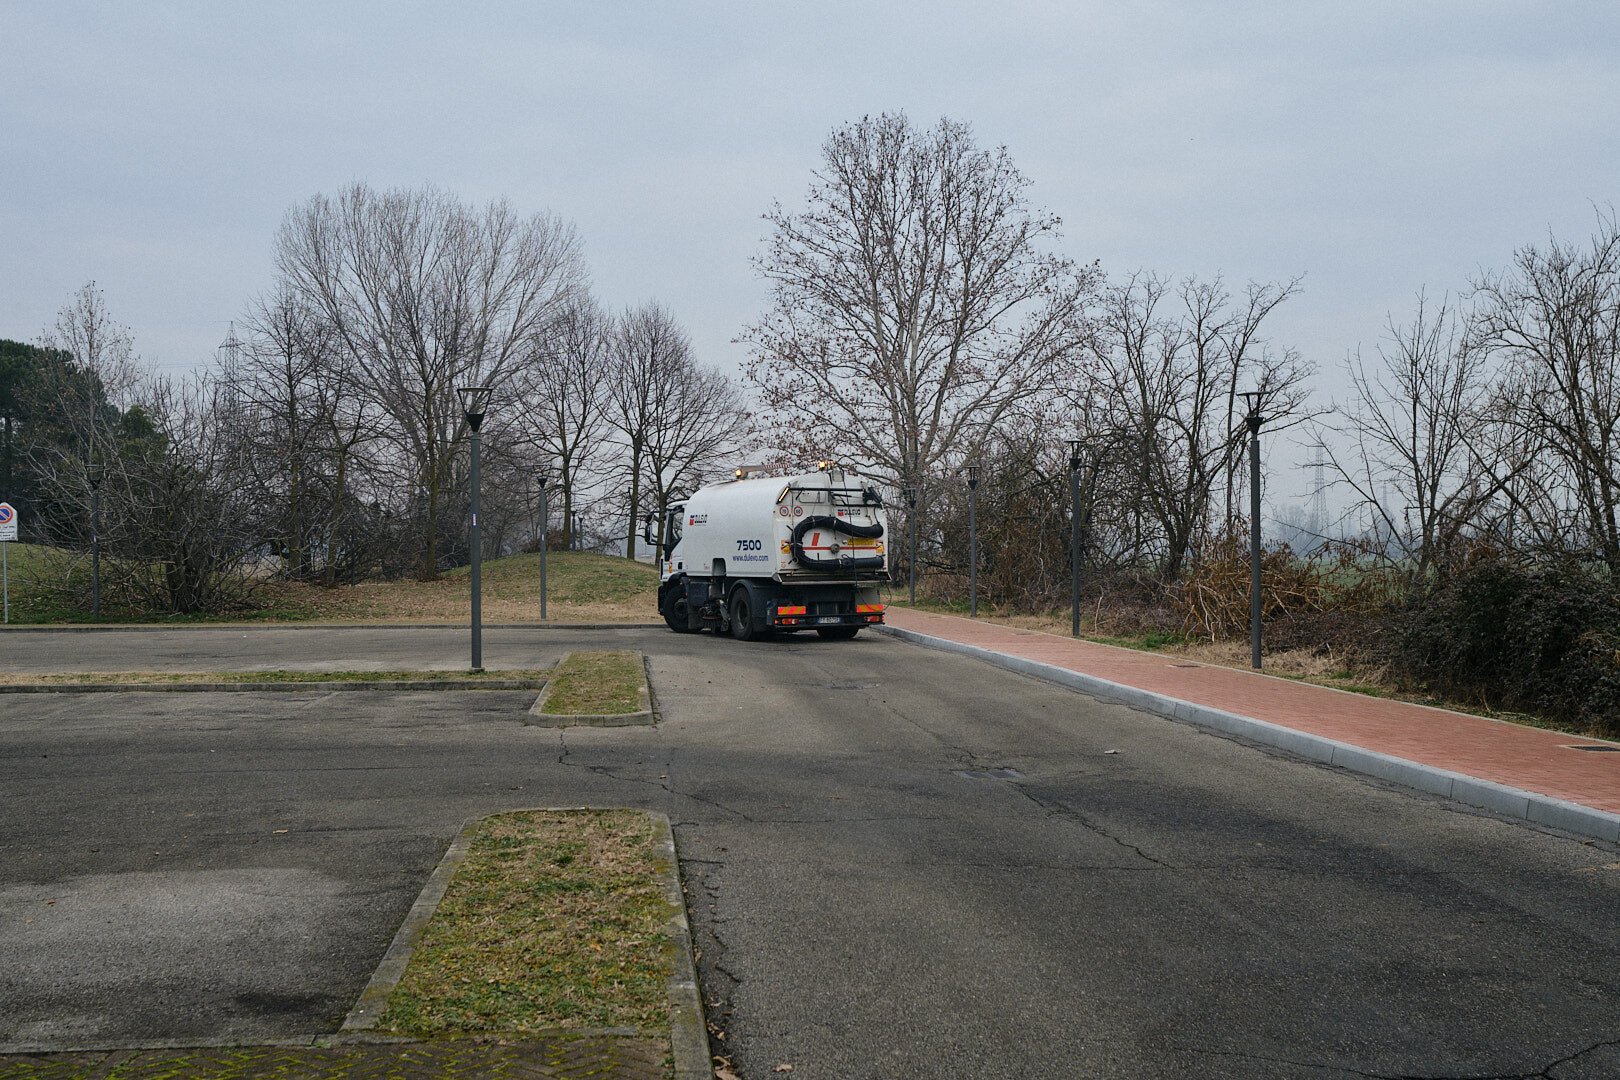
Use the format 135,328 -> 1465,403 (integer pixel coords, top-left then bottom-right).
790,515 -> 886,572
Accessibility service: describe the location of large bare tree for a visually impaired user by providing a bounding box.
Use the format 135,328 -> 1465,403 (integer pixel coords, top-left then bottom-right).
742,113 -> 1096,497
223,286 -> 377,579
640,361 -> 750,556
1311,293 -> 1499,576
606,301 -> 699,560
1469,215 -> 1620,567
513,297 -> 612,550
275,183 -> 585,577
1085,272 -> 1309,578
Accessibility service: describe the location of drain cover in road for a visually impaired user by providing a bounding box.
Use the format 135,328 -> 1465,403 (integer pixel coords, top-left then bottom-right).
956,768 -> 1024,780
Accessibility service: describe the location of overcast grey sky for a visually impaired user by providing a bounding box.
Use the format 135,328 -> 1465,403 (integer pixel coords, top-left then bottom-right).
4,0 -> 1618,494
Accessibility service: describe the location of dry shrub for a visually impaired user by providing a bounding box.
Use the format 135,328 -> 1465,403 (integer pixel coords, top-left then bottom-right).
1175,528 -> 1397,643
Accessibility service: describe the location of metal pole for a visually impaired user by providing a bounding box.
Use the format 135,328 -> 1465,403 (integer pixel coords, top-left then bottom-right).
907,489 -> 918,605
2,541 -> 8,624
967,474 -> 979,618
538,479 -> 548,623
1069,445 -> 1082,637
470,427 -> 483,672
1248,411 -> 1263,670
92,487 -> 101,618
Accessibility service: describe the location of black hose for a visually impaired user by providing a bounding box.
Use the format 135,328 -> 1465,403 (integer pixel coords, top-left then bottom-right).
790,515 -> 886,572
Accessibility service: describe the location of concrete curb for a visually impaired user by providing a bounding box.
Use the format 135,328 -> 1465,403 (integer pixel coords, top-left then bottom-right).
877,624 -> 1620,844
523,651 -> 656,727
650,812 -> 714,1080
339,822 -> 478,1034
0,679 -> 546,694
0,622 -> 665,633
334,809 -> 709,1078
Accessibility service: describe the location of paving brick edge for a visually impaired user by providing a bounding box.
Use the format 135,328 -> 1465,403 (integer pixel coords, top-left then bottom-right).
334,808 -> 709,1079
0,679 -> 546,694
877,624 -> 1620,844
523,651 -> 656,727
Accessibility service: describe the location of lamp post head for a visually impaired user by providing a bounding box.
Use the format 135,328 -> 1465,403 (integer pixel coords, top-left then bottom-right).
457,385 -> 493,432
902,484 -> 917,508
965,463 -> 980,490
1067,438 -> 1083,471
87,463 -> 105,490
1240,390 -> 1266,431
537,471 -> 548,491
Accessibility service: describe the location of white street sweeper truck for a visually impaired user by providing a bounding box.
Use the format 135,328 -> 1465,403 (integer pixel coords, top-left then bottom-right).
645,463 -> 889,640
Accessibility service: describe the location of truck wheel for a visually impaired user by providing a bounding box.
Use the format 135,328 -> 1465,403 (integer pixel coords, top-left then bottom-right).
816,627 -> 861,641
729,589 -> 760,642
663,592 -> 697,634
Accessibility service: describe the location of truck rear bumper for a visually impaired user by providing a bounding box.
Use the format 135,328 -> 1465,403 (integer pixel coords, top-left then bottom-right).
771,605 -> 885,630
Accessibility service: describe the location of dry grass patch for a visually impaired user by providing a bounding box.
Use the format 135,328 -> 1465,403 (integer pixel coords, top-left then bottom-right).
261,552 -> 660,625
3,548 -> 660,625
540,651 -> 646,716
377,810 -> 674,1036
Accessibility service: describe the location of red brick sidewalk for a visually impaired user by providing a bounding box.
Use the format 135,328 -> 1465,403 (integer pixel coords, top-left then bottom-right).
884,608 -> 1620,817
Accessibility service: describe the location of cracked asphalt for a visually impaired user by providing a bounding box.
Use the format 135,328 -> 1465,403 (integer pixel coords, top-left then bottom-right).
2,626 -> 1619,1079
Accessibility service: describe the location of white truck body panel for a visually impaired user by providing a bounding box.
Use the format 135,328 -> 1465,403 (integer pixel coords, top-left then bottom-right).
667,468 -> 887,582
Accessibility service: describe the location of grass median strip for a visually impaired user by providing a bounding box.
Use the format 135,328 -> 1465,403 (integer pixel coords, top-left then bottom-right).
539,651 -> 647,716
0,668 -> 550,688
377,809 -> 675,1037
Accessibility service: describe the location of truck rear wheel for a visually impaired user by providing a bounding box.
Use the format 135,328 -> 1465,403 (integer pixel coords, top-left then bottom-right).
816,626 -> 861,641
663,591 -> 697,634
729,589 -> 760,642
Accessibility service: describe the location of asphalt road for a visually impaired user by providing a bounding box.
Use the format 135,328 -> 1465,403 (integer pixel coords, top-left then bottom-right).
1,626 -> 1618,1079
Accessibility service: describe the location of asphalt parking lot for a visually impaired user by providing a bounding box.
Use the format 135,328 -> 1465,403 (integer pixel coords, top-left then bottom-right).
3,627 -> 1619,1079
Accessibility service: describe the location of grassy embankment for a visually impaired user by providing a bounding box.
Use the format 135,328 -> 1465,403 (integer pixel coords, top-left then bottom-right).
0,544 -> 659,625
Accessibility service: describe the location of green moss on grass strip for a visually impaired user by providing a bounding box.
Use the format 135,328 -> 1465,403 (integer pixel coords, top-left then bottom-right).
377,810 -> 674,1036
540,651 -> 645,715
0,668 -> 551,687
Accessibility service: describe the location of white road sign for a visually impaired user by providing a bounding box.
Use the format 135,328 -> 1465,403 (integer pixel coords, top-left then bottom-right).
0,502 -> 16,542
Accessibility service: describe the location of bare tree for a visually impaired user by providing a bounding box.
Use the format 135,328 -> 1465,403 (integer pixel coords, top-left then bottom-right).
1469,214 -> 1620,567
742,113 -> 1096,498
513,298 -> 612,550
641,362 -> 751,555
606,301 -> 691,560
1311,293 -> 1498,576
1087,272 -> 1309,578
275,183 -> 585,577
26,286 -> 264,613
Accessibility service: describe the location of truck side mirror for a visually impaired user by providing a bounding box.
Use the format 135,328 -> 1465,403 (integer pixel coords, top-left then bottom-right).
642,514 -> 658,547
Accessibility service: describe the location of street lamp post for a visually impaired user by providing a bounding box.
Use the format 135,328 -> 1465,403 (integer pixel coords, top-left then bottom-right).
903,483 -> 918,605
965,463 -> 980,617
573,511 -> 583,552
1067,440 -> 1082,637
458,385 -> 492,673
87,462 -> 104,619
1240,390 -> 1266,670
537,472 -> 549,623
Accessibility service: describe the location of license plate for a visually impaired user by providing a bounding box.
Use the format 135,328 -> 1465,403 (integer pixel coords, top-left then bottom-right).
817,616 -> 842,625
